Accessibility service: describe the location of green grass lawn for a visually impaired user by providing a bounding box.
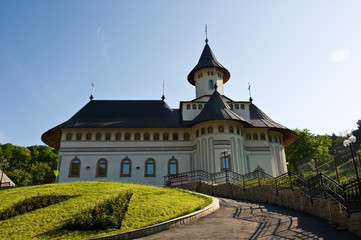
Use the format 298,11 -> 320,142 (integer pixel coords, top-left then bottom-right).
0,181 -> 212,239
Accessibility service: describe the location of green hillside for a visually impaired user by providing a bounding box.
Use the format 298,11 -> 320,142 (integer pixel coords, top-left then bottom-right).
0,181 -> 211,239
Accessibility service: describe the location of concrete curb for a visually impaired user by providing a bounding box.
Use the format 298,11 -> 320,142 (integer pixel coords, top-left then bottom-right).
87,195 -> 219,240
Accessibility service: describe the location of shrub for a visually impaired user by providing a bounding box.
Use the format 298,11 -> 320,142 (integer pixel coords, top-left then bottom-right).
0,194 -> 79,220
64,191 -> 133,230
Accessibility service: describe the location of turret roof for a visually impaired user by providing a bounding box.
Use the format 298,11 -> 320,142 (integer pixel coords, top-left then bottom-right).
187,90 -> 251,126
187,42 -> 230,86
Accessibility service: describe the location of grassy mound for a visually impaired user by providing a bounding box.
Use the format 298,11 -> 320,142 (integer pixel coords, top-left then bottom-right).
0,181 -> 212,239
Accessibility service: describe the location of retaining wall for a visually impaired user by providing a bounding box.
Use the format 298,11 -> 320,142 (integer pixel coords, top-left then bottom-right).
176,182 -> 361,237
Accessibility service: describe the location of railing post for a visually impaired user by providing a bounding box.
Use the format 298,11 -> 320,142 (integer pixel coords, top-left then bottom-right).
258,171 -> 261,187
242,175 -> 246,191
289,172 -> 294,191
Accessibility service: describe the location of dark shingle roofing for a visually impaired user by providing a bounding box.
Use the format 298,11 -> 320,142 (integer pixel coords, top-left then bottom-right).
41,100 -> 182,149
249,104 -> 298,146
187,90 -> 251,126
42,96 -> 297,149
187,43 -> 230,86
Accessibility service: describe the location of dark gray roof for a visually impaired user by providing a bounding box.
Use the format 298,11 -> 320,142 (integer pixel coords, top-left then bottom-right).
55,100 -> 182,128
187,91 -> 251,126
249,104 -> 298,146
187,43 -> 230,86
42,97 -> 297,149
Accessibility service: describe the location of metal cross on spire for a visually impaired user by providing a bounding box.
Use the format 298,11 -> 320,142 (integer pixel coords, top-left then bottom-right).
90,80 -> 94,101
205,24 -> 208,43
161,80 -> 165,101
248,82 -> 253,103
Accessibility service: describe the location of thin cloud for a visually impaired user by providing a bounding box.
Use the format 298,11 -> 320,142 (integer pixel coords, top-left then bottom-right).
328,49 -> 350,63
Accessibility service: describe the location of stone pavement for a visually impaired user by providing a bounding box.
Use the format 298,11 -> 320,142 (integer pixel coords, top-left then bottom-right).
140,198 -> 361,240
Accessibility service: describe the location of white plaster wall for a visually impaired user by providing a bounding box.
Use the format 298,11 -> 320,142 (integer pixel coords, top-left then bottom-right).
194,69 -> 224,98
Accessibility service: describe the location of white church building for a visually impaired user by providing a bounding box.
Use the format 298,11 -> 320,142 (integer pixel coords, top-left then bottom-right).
42,39 -> 297,186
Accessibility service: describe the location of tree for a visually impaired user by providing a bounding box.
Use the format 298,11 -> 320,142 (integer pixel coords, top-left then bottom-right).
285,129 -> 332,172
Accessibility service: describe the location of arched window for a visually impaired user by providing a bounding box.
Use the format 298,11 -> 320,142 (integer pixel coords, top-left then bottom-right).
86,133 -> 92,141
135,133 -> 140,140
173,133 -> 178,140
241,104 -> 245,109
66,133 -> 72,141
105,133 -> 111,141
116,133 -> 121,140
76,133 -> 82,141
201,128 -> 205,135
275,137 -> 278,143
235,104 -> 239,109
163,133 -> 169,140
184,133 -> 190,140
253,134 -> 258,140
144,133 -> 150,140
168,158 -> 178,176
208,127 -> 213,133
196,130 -> 199,137
260,134 -> 266,140
198,104 -> 202,109
69,158 -> 80,177
229,104 -> 233,110
186,104 -> 191,110
96,159 -> 107,177
219,126 -> 224,133
145,159 -> 155,177
220,152 -> 231,170
192,104 -> 196,109
237,128 -> 240,135
268,136 -> 272,142
246,133 -> 251,140
209,80 -> 213,89
120,158 -> 131,177
229,127 -> 234,133
154,133 -> 159,141
125,133 -> 131,140
96,133 -> 101,141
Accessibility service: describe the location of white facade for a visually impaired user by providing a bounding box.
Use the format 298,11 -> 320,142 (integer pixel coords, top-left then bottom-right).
44,40 -> 295,186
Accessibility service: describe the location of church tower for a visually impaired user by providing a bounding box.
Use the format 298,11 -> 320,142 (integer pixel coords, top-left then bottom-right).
187,39 -> 230,98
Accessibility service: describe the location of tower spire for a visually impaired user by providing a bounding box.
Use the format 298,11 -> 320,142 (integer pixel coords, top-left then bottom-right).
161,80 -> 165,101
248,82 -> 253,103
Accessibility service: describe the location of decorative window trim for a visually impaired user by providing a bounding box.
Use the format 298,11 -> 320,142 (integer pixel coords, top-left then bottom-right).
229,127 -> 234,133
125,133 -> 131,141
86,133 -> 92,141
209,80 -> 213,89
76,133 -> 82,141
116,133 -> 121,141
201,128 -> 205,135
163,133 -> 169,140
154,133 -> 159,141
235,104 -> 239,109
184,133 -> 190,141
168,157 -> 178,176
246,133 -> 252,140
135,133 -> 140,141
96,133 -> 101,141
192,104 -> 196,109
120,157 -> 132,177
173,133 -> 178,140
260,134 -> 266,140
96,158 -> 108,177
69,158 -> 81,177
145,158 -> 156,177
220,152 -> 231,171
219,126 -> 224,133
208,127 -> 213,133
253,134 -> 258,140
144,133 -> 150,141
186,104 -> 191,109
198,104 -> 203,109
241,104 -> 245,109
66,133 -> 72,141
105,133 -> 111,141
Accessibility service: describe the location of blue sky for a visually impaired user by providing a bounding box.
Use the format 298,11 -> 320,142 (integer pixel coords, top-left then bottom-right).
1,0 -> 361,147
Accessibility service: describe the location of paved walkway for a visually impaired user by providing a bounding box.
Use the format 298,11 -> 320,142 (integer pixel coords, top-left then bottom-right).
140,198 -> 361,240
